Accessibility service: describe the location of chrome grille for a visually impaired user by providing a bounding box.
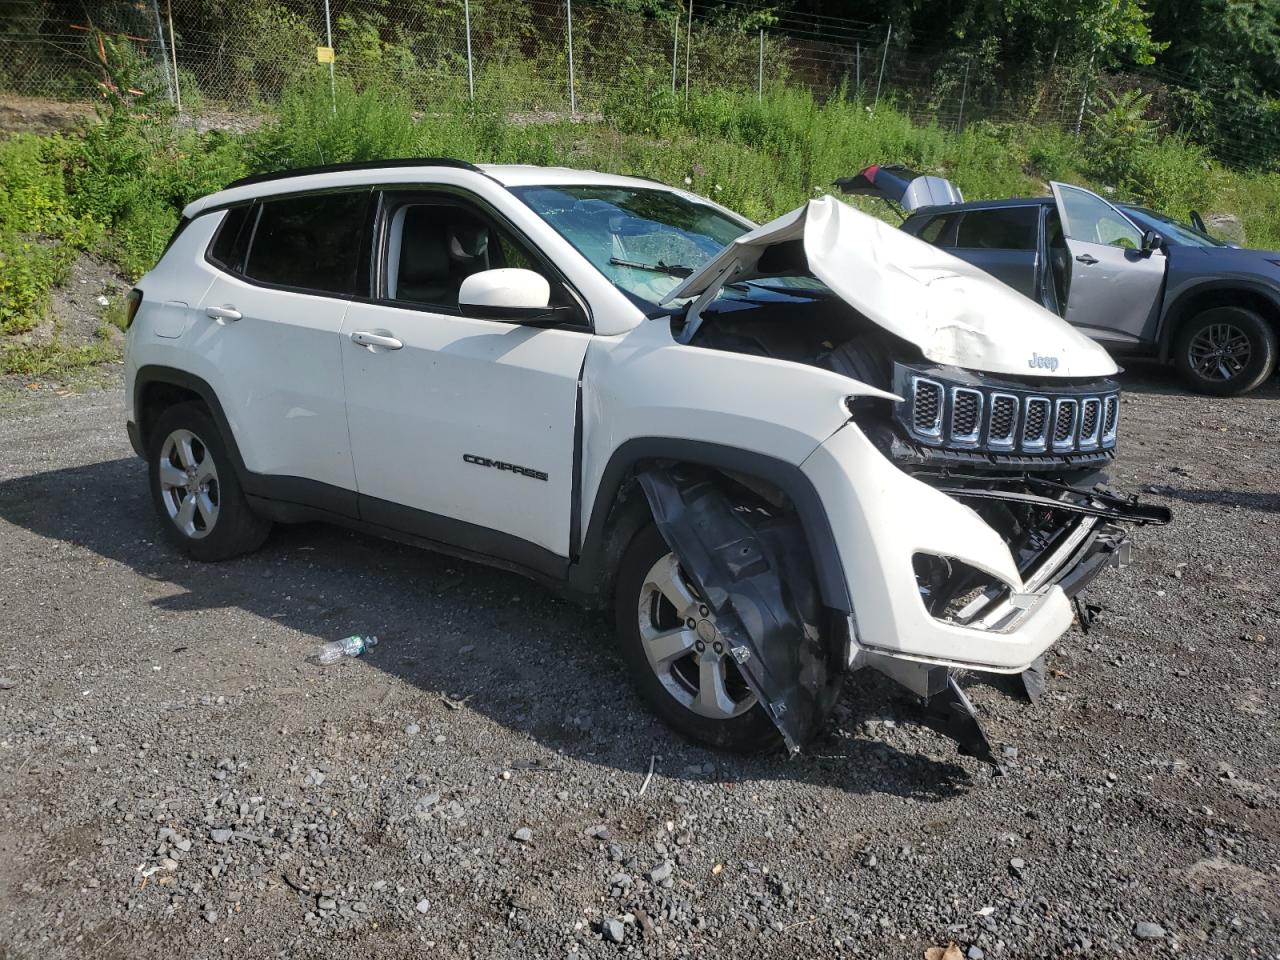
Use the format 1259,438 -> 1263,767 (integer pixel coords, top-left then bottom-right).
1079,398 -> 1102,450
1023,398 -> 1051,452
988,394 -> 1018,449
950,388 -> 982,445
912,379 -> 943,438
895,365 -> 1120,458
1103,395 -> 1119,442
1052,399 -> 1078,451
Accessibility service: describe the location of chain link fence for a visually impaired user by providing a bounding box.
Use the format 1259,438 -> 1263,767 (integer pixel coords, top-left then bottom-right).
1,0 -> 1272,169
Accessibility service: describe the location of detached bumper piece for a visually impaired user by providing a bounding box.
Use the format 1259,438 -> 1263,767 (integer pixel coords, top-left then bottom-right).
923,678 -> 994,762
638,467 -> 840,753
933,474 -> 1172,527
863,654 -> 994,761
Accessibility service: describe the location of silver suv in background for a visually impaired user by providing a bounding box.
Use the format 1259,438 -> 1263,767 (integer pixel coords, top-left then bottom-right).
840,165 -> 1280,396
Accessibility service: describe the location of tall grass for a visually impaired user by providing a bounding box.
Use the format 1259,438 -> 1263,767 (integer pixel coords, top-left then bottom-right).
238,78 -> 1273,248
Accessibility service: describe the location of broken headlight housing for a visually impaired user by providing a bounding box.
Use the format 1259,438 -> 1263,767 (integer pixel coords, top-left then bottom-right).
892,362 -> 1120,467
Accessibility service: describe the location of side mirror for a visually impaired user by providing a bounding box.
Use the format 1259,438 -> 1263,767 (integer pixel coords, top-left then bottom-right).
1141,229 -> 1165,255
458,268 -> 559,322
1189,210 -> 1207,233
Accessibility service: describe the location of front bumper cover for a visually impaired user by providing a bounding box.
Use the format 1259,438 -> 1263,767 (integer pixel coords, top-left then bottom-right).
801,422 -> 1168,673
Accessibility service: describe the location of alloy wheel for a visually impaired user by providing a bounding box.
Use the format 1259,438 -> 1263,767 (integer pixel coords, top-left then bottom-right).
1188,322 -> 1252,382
158,428 -> 220,539
636,552 -> 755,720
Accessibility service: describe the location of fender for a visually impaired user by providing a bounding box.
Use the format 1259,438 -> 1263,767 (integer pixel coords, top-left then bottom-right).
1157,279 -> 1280,361
571,437 -> 852,614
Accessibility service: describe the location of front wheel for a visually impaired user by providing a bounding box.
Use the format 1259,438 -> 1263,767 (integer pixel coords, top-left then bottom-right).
1174,306 -> 1278,396
614,525 -> 786,753
147,403 -> 271,561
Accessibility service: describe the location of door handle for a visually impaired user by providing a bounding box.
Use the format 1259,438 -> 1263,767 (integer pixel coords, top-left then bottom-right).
351,331 -> 403,351
205,304 -> 242,322
1075,254 -> 1099,265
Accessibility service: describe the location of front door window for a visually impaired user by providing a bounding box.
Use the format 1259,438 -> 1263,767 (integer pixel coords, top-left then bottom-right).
1055,185 -> 1143,250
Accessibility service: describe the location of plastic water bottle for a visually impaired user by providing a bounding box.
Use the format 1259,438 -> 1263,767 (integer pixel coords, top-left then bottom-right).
315,634 -> 379,665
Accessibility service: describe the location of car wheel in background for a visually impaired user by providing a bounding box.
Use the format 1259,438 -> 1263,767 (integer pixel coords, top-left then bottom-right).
147,403 -> 271,561
1174,306 -> 1278,396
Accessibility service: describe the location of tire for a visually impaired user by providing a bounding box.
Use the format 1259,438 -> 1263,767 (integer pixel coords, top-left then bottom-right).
147,402 -> 271,561
1174,306 -> 1278,396
614,525 -> 786,754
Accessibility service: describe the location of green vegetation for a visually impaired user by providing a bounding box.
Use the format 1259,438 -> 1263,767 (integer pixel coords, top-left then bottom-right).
2,71 -> 1279,376
0,135 -> 101,336
0,338 -> 119,377
245,76 -> 1278,243
10,1 -> 1276,166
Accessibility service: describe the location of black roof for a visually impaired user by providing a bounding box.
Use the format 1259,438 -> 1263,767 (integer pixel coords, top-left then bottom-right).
225,157 -> 482,191
908,195 -> 1052,217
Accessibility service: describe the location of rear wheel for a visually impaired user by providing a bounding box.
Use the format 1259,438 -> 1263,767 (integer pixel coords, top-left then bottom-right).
147,403 -> 271,561
615,525 -> 784,753
1174,306 -> 1277,396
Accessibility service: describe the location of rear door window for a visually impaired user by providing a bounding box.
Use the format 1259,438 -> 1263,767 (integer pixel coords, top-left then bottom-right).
243,191 -> 368,295
954,207 -> 1038,250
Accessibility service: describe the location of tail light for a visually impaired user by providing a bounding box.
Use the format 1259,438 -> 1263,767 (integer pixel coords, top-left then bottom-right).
125,289 -> 143,328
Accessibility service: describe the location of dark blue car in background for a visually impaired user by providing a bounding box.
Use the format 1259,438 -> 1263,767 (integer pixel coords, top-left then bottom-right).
840,165 -> 1280,396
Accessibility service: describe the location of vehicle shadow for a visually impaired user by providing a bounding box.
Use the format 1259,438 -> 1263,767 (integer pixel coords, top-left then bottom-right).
0,456 -> 974,801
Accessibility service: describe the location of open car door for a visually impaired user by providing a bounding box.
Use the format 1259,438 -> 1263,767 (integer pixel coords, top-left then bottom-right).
1049,182 -> 1166,346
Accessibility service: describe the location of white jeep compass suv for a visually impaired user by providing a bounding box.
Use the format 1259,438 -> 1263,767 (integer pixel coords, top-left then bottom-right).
124,160 -> 1167,757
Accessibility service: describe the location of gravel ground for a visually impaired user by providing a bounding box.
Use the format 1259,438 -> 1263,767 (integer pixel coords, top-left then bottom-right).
0,367 -> 1276,960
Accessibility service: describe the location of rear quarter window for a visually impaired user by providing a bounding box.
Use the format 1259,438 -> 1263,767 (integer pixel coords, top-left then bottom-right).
207,205 -> 254,273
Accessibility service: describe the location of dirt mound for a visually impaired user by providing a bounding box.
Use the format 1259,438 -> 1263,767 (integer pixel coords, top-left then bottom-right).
0,95 -> 93,135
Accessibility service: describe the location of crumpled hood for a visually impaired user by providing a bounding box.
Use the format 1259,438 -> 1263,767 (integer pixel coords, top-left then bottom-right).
665,196 -> 1119,379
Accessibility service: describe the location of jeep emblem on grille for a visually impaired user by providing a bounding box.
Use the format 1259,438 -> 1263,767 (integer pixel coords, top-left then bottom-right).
1028,353 -> 1060,371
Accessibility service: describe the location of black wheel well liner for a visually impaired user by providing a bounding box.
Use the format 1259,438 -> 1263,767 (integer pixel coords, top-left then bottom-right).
1159,283 -> 1280,361
570,438 -> 852,614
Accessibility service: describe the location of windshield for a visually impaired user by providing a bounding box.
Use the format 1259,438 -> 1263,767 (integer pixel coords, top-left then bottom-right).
510,185 -> 752,306
1124,206 -> 1227,247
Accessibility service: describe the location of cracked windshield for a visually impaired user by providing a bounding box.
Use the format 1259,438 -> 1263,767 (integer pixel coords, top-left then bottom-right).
512,185 -> 751,306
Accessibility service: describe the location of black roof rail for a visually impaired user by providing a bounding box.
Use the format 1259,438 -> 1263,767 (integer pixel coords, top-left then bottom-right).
224,157 -> 483,191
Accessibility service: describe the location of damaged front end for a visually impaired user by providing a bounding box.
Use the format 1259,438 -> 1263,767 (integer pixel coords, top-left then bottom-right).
644,194 -> 1170,760
908,471 -> 1170,655
639,455 -> 1169,762
888,466 -> 1169,752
